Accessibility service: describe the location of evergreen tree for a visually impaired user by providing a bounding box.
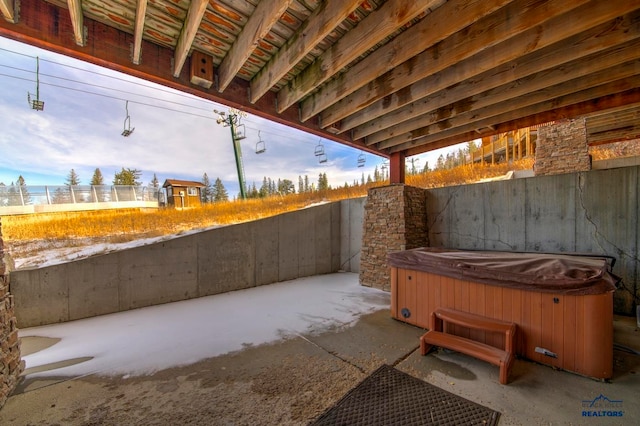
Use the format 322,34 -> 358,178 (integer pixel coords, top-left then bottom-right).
247,182 -> 259,198
298,176 -> 304,194
150,173 -> 160,189
304,175 -> 310,192
373,165 -> 381,182
259,177 -> 269,198
17,175 -> 32,205
7,182 -> 20,206
90,168 -> 104,185
66,169 -> 81,186
113,168 -> 142,186
318,172 -> 329,191
212,177 -> 229,202
90,168 -> 106,202
201,173 -> 213,203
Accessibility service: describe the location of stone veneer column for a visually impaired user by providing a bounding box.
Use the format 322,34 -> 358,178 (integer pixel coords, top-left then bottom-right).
1,217 -> 23,409
360,184 -> 428,291
534,118 -> 592,176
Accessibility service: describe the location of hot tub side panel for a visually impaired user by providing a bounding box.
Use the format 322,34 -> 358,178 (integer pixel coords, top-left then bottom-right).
392,268 -> 613,379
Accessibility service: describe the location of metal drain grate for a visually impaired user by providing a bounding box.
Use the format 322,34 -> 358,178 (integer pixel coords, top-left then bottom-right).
310,365 -> 500,426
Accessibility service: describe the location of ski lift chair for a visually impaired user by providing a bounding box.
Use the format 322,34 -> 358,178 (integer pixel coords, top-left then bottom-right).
121,101 -> 135,137
357,153 -> 366,167
255,131 -> 266,154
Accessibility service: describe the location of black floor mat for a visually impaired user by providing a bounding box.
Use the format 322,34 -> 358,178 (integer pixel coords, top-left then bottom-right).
310,364 -> 500,426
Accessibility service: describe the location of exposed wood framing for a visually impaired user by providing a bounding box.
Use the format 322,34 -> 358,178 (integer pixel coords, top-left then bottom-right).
360,0 -> 640,150
0,0 -> 16,23
303,0 -> 514,124
354,12 -> 640,140
369,38 -> 640,147
218,0 -> 294,93
249,0 -> 362,103
322,0 -> 591,129
403,88 -> 640,157
1,0 -> 639,163
173,0 -> 208,78
391,76 -> 640,154
276,0 -> 436,113
132,0 -> 148,65
67,0 -> 85,46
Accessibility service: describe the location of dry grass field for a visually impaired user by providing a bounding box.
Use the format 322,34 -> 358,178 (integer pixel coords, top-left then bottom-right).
0,157 -> 542,263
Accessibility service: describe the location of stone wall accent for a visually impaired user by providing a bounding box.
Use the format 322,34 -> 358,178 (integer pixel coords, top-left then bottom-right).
535,118 -> 591,176
360,184 -> 428,291
0,218 -> 23,409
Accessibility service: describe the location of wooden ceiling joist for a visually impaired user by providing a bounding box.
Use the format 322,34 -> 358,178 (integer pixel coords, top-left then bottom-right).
275,0 -> 438,113
356,0 -> 640,150
172,0 -> 209,78
353,11 -> 640,141
389,76 -> 640,154
217,0 -> 294,93
67,0 -> 85,46
367,39 -> 640,148
300,0 -> 513,123
131,0 -> 148,65
0,0 -> 16,23
249,0 -> 362,103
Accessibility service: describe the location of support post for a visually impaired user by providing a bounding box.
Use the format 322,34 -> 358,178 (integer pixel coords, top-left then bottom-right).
389,151 -> 406,184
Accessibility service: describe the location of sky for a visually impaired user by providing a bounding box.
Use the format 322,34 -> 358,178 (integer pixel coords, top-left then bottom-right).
20,272 -> 389,378
0,36 -> 459,197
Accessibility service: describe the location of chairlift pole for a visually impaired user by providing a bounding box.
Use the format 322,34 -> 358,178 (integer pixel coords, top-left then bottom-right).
229,113 -> 247,200
215,109 -> 247,200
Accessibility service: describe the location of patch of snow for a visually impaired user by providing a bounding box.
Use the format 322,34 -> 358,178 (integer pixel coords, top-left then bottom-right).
13,226 -> 221,270
20,272 -> 389,378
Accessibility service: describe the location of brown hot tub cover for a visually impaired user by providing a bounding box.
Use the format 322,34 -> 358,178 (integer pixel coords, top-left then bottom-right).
387,248 -> 619,295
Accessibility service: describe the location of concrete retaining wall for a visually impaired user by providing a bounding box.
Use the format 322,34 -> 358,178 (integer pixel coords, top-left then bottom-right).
427,166 -> 640,315
11,198 -> 365,327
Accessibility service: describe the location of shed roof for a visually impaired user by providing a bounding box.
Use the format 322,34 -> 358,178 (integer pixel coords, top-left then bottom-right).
163,179 -> 205,189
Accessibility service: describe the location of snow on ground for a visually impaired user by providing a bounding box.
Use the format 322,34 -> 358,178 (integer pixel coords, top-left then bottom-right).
20,272 -> 389,379
13,226 -> 220,270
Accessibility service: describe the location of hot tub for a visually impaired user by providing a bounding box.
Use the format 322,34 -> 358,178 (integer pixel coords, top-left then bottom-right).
388,248 -> 618,380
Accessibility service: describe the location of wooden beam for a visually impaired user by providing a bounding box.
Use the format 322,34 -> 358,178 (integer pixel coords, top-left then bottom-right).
249,0 -> 362,103
389,152 -> 406,184
299,0 -> 513,122
218,0 -> 294,93
275,0 -> 434,113
344,0 -> 640,136
388,75 -> 640,153
353,12 -> 640,140
368,39 -> 640,147
403,89 -> 640,157
0,0 -> 16,23
132,0 -> 148,65
173,0 -> 209,78
67,0 -> 85,46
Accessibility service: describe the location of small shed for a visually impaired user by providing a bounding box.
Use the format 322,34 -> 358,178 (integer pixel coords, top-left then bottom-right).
162,179 -> 205,208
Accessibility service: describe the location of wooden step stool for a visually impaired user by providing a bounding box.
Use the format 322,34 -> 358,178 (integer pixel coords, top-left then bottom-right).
420,307 -> 517,385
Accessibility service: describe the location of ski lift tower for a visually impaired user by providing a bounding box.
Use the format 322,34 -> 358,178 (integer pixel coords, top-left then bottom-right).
214,108 -> 247,199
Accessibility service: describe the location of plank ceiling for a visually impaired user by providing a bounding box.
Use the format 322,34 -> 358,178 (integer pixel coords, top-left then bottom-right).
1,0 -> 640,161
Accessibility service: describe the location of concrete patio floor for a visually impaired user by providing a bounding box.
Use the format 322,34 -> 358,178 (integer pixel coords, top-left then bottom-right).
1,309 -> 638,425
